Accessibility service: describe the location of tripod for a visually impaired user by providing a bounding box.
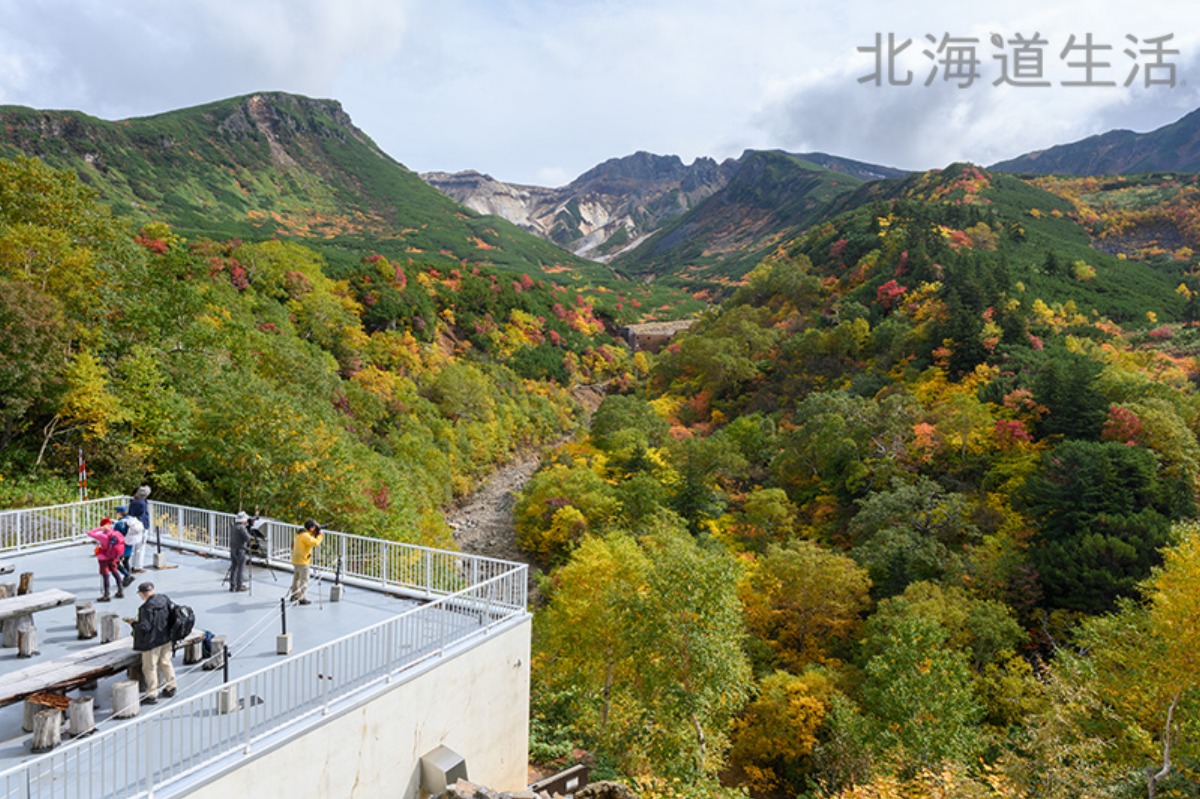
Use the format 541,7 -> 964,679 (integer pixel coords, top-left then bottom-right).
221,540 -> 278,592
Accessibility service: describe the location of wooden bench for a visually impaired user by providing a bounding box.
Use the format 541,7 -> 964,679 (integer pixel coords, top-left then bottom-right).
0,589 -> 76,647
0,631 -> 205,708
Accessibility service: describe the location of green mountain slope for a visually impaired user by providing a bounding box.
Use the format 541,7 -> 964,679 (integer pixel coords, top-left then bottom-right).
787,163 -> 1186,326
612,150 -> 865,292
0,92 -> 614,284
991,106 -> 1200,175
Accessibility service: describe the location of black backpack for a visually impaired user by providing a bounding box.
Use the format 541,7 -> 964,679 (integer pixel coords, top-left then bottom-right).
168,602 -> 196,642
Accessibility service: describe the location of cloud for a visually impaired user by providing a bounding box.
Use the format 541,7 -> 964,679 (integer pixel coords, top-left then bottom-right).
753,16 -> 1200,171
0,0 -> 416,118
0,0 -> 1197,184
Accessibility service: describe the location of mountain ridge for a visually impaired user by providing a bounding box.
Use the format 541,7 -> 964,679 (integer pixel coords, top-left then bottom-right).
423,150 -> 904,286
0,91 -> 609,283
991,107 -> 1200,175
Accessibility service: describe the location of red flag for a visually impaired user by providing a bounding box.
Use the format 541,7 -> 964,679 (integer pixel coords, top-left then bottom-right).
78,449 -> 88,501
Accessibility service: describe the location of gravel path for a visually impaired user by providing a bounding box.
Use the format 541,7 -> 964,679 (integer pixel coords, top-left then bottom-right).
443,385 -> 604,603
444,450 -> 543,565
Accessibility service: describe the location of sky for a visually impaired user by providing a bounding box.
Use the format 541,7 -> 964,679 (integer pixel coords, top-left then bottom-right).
1,0 -> 1198,187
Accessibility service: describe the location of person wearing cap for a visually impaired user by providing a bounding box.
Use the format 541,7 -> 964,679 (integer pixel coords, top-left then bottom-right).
289,519 -> 323,605
126,486 -> 152,572
229,511 -> 251,592
128,582 -> 176,703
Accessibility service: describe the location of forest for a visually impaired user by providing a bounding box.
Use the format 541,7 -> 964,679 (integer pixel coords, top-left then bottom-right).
1,155 -> 1198,798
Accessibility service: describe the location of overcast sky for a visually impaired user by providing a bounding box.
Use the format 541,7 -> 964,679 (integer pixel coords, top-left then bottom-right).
1,0 -> 1197,186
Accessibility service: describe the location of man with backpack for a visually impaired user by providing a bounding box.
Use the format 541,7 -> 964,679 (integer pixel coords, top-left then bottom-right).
128,582 -> 177,704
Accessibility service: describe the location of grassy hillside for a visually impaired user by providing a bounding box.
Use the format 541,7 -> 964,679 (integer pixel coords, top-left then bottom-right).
786,163 -> 1187,325
0,93 -> 701,317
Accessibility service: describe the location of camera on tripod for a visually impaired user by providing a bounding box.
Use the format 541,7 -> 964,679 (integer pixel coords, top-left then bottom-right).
246,516 -> 268,558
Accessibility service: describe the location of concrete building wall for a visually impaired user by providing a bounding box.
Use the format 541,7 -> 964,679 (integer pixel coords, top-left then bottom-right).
183,618 -> 531,799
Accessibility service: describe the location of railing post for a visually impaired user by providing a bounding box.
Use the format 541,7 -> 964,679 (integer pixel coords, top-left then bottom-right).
322,649 -> 330,716
208,512 -> 216,552
244,674 -> 253,754
176,506 -> 183,548
423,550 -> 432,597
386,621 -> 395,683
381,545 -> 389,591
147,715 -> 157,797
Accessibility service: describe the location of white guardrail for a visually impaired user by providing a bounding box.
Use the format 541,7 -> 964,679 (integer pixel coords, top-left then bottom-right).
0,497 -> 528,799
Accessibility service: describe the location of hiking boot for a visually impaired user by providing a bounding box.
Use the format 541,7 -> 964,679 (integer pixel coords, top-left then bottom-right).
115,589 -> 125,599
97,594 -> 111,602
162,688 -> 176,698
143,696 -> 158,705
122,575 -> 135,587
298,599 -> 311,605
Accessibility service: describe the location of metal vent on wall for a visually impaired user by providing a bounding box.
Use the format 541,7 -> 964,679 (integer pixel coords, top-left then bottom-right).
420,745 -> 468,795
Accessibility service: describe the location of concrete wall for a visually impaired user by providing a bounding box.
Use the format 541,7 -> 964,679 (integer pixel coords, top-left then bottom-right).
183,618 -> 531,799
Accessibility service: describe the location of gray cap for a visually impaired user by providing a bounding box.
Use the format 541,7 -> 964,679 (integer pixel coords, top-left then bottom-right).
235,511 -> 249,523
137,581 -> 155,594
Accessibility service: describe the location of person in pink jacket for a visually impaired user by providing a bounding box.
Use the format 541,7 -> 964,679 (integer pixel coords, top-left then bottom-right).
86,518 -> 126,602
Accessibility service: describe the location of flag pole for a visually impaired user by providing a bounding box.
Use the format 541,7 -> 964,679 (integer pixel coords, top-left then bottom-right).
77,448 -> 88,502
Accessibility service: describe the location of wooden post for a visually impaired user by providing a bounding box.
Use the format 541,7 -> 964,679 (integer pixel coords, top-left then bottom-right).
31,709 -> 61,752
76,604 -> 97,639
16,624 -> 38,657
100,613 -> 123,644
17,571 -> 33,595
183,637 -> 204,665
68,696 -> 95,737
21,700 -> 40,733
112,680 -> 140,718
202,634 -> 227,671
2,614 -> 32,647
0,582 -> 14,599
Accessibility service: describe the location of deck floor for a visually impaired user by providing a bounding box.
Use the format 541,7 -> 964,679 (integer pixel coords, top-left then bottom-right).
0,541 -> 424,769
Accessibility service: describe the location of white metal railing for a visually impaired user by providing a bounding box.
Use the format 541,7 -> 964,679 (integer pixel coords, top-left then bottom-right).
0,498 -> 529,799
147,500 -> 523,600
0,496 -> 125,553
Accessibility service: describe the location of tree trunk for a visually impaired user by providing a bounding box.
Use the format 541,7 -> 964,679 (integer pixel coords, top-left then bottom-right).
68,696 -> 95,737
16,624 -> 38,657
1147,692 -> 1180,799
31,709 -> 61,752
100,613 -> 123,644
76,605 -> 97,639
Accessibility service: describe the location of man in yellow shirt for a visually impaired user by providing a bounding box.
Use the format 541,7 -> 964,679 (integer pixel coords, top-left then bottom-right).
289,519 -> 323,605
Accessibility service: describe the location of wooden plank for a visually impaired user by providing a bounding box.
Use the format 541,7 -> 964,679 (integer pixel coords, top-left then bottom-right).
0,631 -> 205,707
0,589 -> 77,622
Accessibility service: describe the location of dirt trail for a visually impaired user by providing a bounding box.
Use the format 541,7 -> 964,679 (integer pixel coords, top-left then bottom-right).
443,385 -> 605,590
444,450 -> 543,565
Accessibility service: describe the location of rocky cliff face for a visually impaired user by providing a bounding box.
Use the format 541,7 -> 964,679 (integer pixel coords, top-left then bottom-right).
423,152 -> 736,262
